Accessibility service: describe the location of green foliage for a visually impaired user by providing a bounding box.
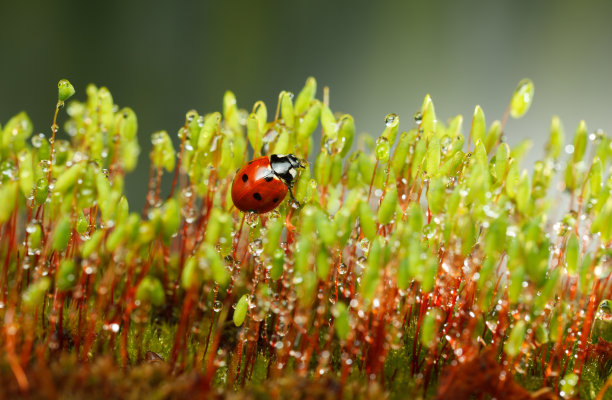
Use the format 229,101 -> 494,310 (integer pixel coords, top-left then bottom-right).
233,294 -> 249,326
509,78 -> 534,118
22,277 -> 51,311
136,276 -> 165,306
58,79 -> 76,102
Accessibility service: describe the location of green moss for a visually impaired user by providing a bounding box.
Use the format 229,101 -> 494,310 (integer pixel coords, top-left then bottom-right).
1,77 -> 612,399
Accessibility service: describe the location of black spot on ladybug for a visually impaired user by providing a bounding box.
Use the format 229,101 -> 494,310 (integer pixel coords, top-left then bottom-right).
248,161 -> 254,165
273,198 -> 279,203
264,175 -> 273,182
242,174 -> 248,182
253,192 -> 262,201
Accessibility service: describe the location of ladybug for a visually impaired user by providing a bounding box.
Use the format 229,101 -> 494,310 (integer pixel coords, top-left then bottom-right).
231,154 -> 305,213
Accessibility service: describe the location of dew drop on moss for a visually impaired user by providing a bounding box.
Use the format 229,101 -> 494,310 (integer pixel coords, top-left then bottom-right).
385,113 -> 398,127
185,110 -> 197,123
249,239 -> 264,257
358,238 -> 370,253
245,212 -> 259,227
31,133 -> 45,148
268,209 -> 281,221
355,256 -> 367,274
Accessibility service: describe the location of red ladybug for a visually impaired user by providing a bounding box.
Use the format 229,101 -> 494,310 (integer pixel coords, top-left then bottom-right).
231,154 -> 304,213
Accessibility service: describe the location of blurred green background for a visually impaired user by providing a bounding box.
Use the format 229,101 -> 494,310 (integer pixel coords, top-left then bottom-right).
2,0 -> 612,208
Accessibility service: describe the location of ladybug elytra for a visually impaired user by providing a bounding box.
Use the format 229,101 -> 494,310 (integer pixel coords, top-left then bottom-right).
231,154 -> 305,213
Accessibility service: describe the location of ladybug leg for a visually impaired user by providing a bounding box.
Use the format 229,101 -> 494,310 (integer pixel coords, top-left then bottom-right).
287,184 -> 302,208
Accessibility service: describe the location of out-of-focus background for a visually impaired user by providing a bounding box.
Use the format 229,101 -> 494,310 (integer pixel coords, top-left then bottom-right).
1,0 -> 611,208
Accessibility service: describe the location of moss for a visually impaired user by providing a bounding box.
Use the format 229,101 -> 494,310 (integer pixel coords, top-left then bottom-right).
0,77 -> 611,398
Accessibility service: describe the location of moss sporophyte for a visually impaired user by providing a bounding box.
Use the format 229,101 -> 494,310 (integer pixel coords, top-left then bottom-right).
0,77 -> 611,399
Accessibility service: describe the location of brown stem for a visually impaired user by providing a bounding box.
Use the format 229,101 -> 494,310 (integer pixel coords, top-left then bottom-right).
168,123 -> 188,200
169,285 -> 198,368
46,102 -> 61,182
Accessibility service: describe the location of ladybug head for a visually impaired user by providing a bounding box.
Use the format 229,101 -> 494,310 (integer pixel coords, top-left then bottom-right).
270,154 -> 306,186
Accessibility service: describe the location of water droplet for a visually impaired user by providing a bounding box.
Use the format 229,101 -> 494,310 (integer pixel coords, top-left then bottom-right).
26,221 -> 38,234
31,133 -> 46,148
277,316 -> 289,337
186,110 -> 197,123
249,239 -> 264,257
383,113 -> 398,127
213,300 -> 223,312
355,256 -> 367,274
358,238 -> 370,253
151,131 -> 165,145
414,112 -> 423,123
245,212 -> 259,228
593,129 -> 605,142
1,161 -> 16,180
39,159 -> 51,173
183,207 -> 197,224
375,136 -> 390,160
268,209 -> 281,221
